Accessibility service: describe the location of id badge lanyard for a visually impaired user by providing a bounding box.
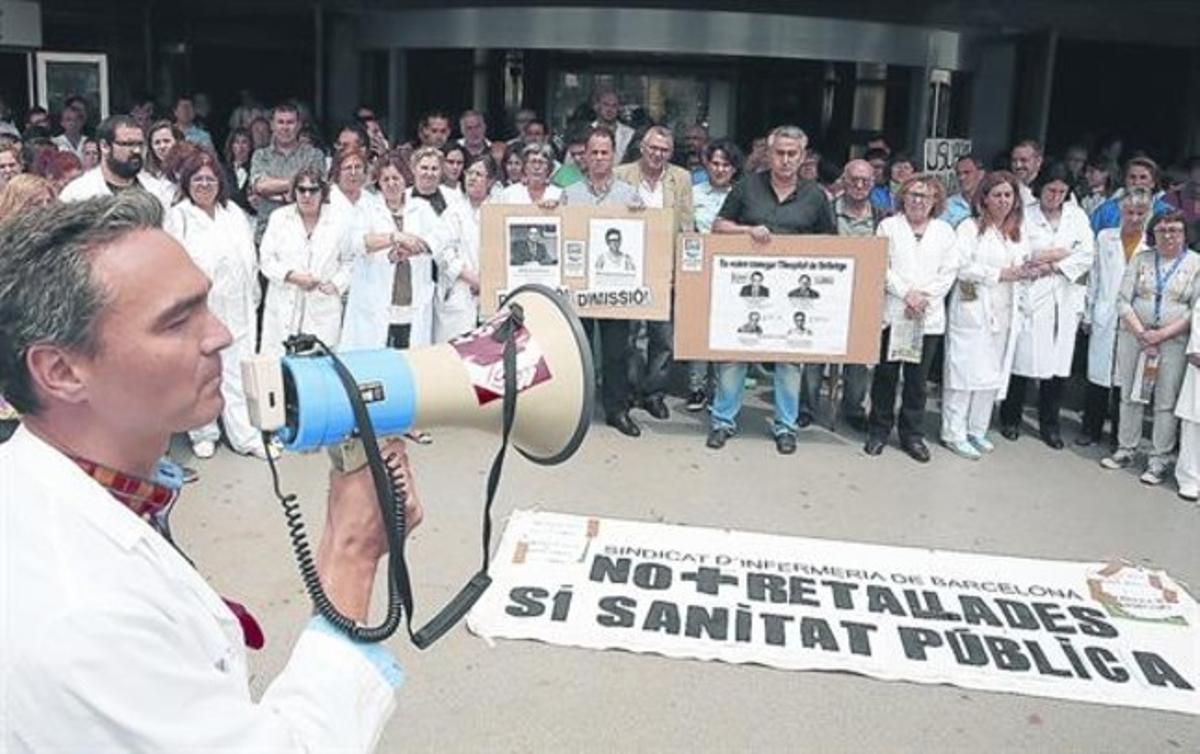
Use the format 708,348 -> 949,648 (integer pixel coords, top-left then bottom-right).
1152,249 -> 1185,326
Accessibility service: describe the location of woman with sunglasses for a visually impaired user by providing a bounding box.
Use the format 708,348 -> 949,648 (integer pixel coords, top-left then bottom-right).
1101,210 -> 1200,486
164,147 -> 267,460
259,167 -> 351,358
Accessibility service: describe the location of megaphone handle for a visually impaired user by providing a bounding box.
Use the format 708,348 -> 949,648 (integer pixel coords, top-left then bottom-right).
411,304 -> 521,648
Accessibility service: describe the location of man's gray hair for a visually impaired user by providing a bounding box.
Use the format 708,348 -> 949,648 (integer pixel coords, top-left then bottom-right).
1120,187 -> 1153,209
767,125 -> 808,147
459,109 -> 485,127
641,125 -> 674,145
0,192 -> 163,415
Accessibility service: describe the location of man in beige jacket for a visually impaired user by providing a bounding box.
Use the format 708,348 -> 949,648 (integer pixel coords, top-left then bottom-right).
615,125 -> 694,420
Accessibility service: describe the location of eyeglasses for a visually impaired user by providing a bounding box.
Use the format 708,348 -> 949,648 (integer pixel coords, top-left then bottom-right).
905,193 -> 932,201
295,185 -> 322,195
113,140 -> 145,149
846,177 -> 872,186
190,176 -> 218,185
1154,226 -> 1185,235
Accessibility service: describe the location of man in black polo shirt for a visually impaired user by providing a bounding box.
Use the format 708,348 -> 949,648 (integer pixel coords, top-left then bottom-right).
708,125 -> 834,455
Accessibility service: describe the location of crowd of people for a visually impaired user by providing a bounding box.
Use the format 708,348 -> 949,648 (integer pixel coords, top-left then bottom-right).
0,87 -> 1197,501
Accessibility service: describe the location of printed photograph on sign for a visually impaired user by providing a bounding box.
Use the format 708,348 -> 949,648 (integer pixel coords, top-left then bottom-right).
563,240 -> 586,278
708,254 -> 855,355
506,217 -> 562,290
588,218 -> 645,292
681,237 -> 704,273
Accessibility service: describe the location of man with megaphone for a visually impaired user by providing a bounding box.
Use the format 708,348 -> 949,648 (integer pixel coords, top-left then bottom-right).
0,193 -> 418,751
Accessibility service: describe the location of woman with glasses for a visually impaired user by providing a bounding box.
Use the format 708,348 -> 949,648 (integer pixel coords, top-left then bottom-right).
1001,161 -> 1095,448
497,142 -> 562,206
163,148 -> 268,460
259,167 -> 351,357
864,174 -> 959,462
436,154 -> 496,342
1101,210 -> 1200,486
941,171 -> 1031,460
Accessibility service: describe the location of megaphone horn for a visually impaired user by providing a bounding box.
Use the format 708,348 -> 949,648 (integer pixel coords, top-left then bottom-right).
243,284 -> 595,466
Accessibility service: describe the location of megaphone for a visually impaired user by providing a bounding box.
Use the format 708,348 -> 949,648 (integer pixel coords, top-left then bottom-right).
243,284 -> 595,467
241,284 -> 595,647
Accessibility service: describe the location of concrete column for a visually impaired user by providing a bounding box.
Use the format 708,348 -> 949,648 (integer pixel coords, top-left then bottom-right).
967,37 -> 1017,165
325,12 -> 360,125
472,48 -> 488,113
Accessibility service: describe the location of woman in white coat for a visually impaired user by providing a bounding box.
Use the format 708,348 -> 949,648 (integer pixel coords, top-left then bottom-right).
259,168 -> 352,357
337,147 -> 430,352
863,175 -> 959,463
1174,300 -> 1200,502
1079,189 -> 1153,446
435,154 -> 494,342
941,171 -> 1031,460
496,142 -> 563,206
1101,211 -> 1200,486
373,151 -> 439,352
402,146 -> 459,346
1001,162 -> 1095,448
164,148 -> 266,460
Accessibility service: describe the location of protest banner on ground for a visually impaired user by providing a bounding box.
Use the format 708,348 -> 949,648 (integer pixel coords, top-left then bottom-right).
468,511 -> 1199,715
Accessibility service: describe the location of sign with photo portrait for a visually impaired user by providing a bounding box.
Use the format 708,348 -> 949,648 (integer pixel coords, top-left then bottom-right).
480,204 -> 675,320
673,233 -> 886,363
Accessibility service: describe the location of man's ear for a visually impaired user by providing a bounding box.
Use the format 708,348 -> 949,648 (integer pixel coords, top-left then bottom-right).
25,344 -> 90,406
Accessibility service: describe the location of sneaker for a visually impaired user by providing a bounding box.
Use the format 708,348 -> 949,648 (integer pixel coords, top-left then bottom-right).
686,390 -> 707,412
1100,449 -> 1135,470
192,440 -> 216,459
1179,487 -> 1199,503
181,465 -> 200,484
1139,461 -> 1169,486
945,439 -> 982,461
968,434 -> 995,453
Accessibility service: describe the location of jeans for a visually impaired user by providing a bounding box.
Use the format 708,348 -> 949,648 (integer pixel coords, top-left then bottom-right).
711,361 -> 802,436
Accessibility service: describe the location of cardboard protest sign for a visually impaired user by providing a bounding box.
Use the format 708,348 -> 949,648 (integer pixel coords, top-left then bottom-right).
469,511 -> 1200,716
673,234 -> 886,363
481,205 -> 675,321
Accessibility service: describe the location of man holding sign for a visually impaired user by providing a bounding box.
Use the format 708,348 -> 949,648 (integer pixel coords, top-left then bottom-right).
707,125 -> 835,455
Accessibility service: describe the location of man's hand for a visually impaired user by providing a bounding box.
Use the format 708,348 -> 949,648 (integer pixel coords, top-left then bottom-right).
749,225 -> 772,244
317,281 -> 339,296
317,438 -> 424,621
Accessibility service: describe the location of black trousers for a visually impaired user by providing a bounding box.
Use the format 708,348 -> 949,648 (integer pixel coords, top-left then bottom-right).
634,319 -> 674,400
1081,382 -> 1121,439
1000,375 -> 1064,432
386,323 -> 411,350
868,330 -> 939,442
585,318 -> 634,416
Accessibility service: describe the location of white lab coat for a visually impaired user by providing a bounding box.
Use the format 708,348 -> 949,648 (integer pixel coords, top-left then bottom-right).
339,188 -> 444,351
58,166 -> 167,206
1175,304 -> 1200,423
259,203 -> 353,357
944,220 -> 1030,393
496,182 -> 563,205
434,199 -> 483,342
164,200 -> 261,454
878,214 -> 959,335
0,426 -> 395,752
1087,228 -> 1148,387
1011,203 -> 1095,378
